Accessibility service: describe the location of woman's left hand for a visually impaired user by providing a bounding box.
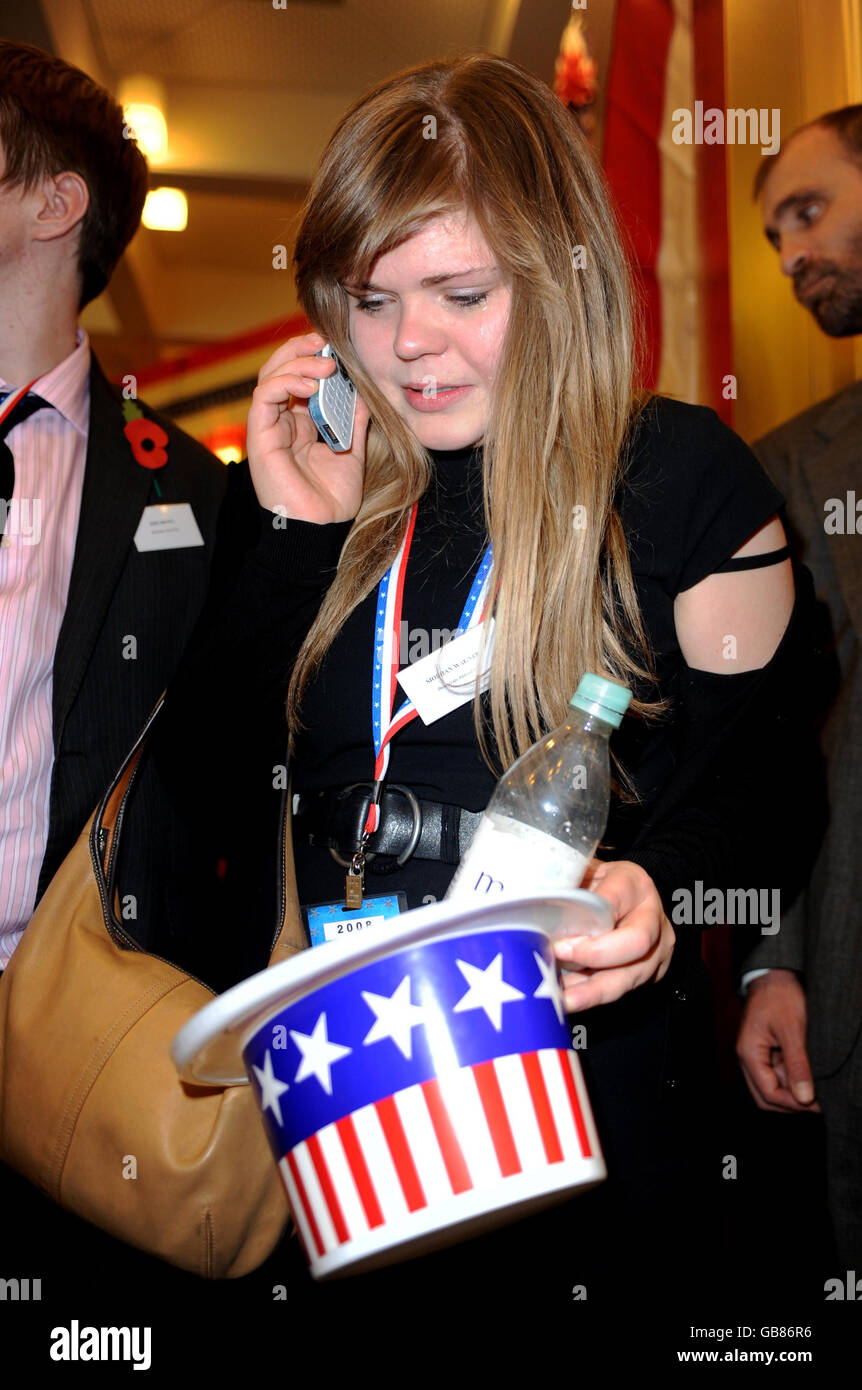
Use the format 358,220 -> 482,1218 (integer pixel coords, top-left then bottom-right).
552,859 -> 675,1012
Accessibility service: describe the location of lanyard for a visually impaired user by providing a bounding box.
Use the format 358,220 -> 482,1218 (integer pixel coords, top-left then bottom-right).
365,501 -> 493,836
0,380 -> 40,430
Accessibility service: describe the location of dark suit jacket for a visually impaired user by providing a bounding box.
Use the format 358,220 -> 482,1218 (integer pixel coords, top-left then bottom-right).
742,380 -> 862,1078
33,355 -> 227,903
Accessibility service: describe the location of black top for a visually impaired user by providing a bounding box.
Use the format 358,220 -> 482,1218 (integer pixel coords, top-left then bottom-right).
291,400 -> 779,790
134,394 -> 825,992
107,393 -> 827,1282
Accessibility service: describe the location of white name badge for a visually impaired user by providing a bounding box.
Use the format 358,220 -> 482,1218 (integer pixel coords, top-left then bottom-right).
134,503 -> 204,553
396,618 -> 495,725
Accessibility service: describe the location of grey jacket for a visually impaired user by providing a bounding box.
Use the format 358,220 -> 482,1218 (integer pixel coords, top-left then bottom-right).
743,380 -> 862,1077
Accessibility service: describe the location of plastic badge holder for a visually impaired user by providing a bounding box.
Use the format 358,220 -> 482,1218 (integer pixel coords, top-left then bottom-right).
172,890 -> 613,1278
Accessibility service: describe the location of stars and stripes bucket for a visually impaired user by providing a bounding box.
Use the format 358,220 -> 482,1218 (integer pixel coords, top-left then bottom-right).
173,891 -> 611,1279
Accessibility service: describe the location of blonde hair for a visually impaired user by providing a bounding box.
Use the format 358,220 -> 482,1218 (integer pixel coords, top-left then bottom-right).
291,52 -> 663,784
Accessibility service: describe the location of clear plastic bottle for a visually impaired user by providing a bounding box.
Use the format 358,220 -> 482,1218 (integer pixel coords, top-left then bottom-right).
445,674 -> 632,904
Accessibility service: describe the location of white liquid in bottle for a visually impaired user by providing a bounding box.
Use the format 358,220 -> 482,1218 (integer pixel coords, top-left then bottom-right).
445,674 -> 632,907
446,811 -> 590,904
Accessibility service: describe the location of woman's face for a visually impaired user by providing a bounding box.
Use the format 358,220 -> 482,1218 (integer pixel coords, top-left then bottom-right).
344,211 -> 511,451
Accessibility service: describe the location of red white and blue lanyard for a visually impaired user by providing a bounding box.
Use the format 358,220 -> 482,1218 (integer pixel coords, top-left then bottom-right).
365,499 -> 493,836
0,380 -> 40,430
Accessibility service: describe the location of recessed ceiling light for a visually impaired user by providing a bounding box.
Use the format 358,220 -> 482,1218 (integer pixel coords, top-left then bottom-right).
142,188 -> 188,231
119,75 -> 169,162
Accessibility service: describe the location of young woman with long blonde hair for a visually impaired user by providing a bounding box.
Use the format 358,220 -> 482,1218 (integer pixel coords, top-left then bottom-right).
146,53 -> 820,1310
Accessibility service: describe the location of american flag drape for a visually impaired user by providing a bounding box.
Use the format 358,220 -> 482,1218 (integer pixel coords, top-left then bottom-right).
600,0 -> 731,420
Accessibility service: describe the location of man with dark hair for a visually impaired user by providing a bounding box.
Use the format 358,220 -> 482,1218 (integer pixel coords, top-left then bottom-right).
0,39 -> 226,971
0,36 -> 230,1294
0,39 -> 149,310
737,106 -> 862,1270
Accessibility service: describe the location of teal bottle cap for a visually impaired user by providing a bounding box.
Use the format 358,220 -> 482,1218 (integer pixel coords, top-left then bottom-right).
569,673 -> 632,728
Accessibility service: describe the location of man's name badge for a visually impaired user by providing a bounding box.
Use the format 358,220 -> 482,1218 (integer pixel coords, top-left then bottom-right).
302,893 -> 408,948
134,503 -> 204,552
395,618 -> 495,725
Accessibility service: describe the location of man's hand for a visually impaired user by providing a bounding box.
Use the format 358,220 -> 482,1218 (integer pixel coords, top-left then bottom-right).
736,968 -> 821,1113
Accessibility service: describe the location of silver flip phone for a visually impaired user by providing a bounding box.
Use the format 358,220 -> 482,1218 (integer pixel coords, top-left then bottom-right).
307,343 -> 357,453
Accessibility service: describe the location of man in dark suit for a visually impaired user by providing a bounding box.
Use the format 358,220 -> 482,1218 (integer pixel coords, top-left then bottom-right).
0,40 -> 227,968
0,39 -> 227,1284
737,106 -> 862,1269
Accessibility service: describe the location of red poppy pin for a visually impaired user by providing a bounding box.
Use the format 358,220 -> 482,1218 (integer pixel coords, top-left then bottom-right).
123,400 -> 169,496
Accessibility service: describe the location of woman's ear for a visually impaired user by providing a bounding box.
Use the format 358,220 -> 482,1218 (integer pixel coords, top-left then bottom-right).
31,169 -> 90,243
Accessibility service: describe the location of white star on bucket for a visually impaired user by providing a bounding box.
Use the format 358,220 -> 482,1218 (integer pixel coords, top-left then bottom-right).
290,1013 -> 352,1095
453,953 -> 525,1031
361,976 -> 426,1059
252,1050 -> 290,1127
532,950 -> 565,1024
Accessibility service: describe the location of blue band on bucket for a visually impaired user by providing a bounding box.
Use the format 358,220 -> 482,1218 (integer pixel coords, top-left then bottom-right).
244,928 -> 569,1153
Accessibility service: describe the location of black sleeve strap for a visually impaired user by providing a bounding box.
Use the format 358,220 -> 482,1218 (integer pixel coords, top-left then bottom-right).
711,545 -> 791,574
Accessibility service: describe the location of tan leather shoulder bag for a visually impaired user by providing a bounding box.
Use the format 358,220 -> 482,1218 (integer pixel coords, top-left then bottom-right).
0,697 -> 306,1278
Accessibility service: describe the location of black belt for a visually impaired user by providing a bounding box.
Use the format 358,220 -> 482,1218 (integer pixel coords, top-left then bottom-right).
291,783 -> 482,870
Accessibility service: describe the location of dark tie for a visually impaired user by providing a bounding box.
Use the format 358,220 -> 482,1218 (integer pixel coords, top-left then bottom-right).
0,391 -> 52,543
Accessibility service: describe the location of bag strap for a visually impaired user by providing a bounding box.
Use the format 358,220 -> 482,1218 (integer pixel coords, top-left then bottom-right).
91,694 -> 167,943
267,757 -> 308,965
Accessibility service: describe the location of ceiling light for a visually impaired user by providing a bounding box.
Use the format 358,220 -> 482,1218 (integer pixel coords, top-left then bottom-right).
142,188 -> 188,231
124,104 -> 168,161
119,75 -> 169,162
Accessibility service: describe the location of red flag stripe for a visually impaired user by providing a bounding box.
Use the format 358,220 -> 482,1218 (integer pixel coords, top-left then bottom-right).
375,1095 -> 428,1211
602,0 -> 675,388
420,1077 -> 473,1194
388,704 -> 419,740
306,1130 -> 350,1245
693,0 -> 732,423
0,382 -> 38,428
336,1112 -> 385,1230
558,1050 -> 591,1157
472,1060 -> 522,1177
286,1148 -> 325,1258
520,1051 -> 564,1164
280,1162 -> 313,1263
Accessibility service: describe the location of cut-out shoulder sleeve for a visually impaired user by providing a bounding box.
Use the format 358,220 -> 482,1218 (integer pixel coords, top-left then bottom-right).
619,563 -> 828,929
622,398 -> 785,595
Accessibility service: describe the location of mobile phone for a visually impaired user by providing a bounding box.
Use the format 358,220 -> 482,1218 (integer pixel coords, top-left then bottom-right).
307,343 -> 357,452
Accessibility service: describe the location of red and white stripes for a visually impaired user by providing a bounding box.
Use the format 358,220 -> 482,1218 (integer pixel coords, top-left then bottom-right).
280,1047 -> 601,1269
601,0 -> 731,417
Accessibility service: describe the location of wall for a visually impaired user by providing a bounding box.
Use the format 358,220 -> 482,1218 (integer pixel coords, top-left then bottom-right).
725,0 -> 861,442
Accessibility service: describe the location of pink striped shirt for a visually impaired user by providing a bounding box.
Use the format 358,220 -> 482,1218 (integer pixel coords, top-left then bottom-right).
0,328 -> 91,967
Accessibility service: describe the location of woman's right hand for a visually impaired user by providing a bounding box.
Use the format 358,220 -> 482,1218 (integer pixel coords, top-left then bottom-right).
246,331 -> 371,523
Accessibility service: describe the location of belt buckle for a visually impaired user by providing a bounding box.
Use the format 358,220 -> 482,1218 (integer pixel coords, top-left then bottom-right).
327,781 -> 423,869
